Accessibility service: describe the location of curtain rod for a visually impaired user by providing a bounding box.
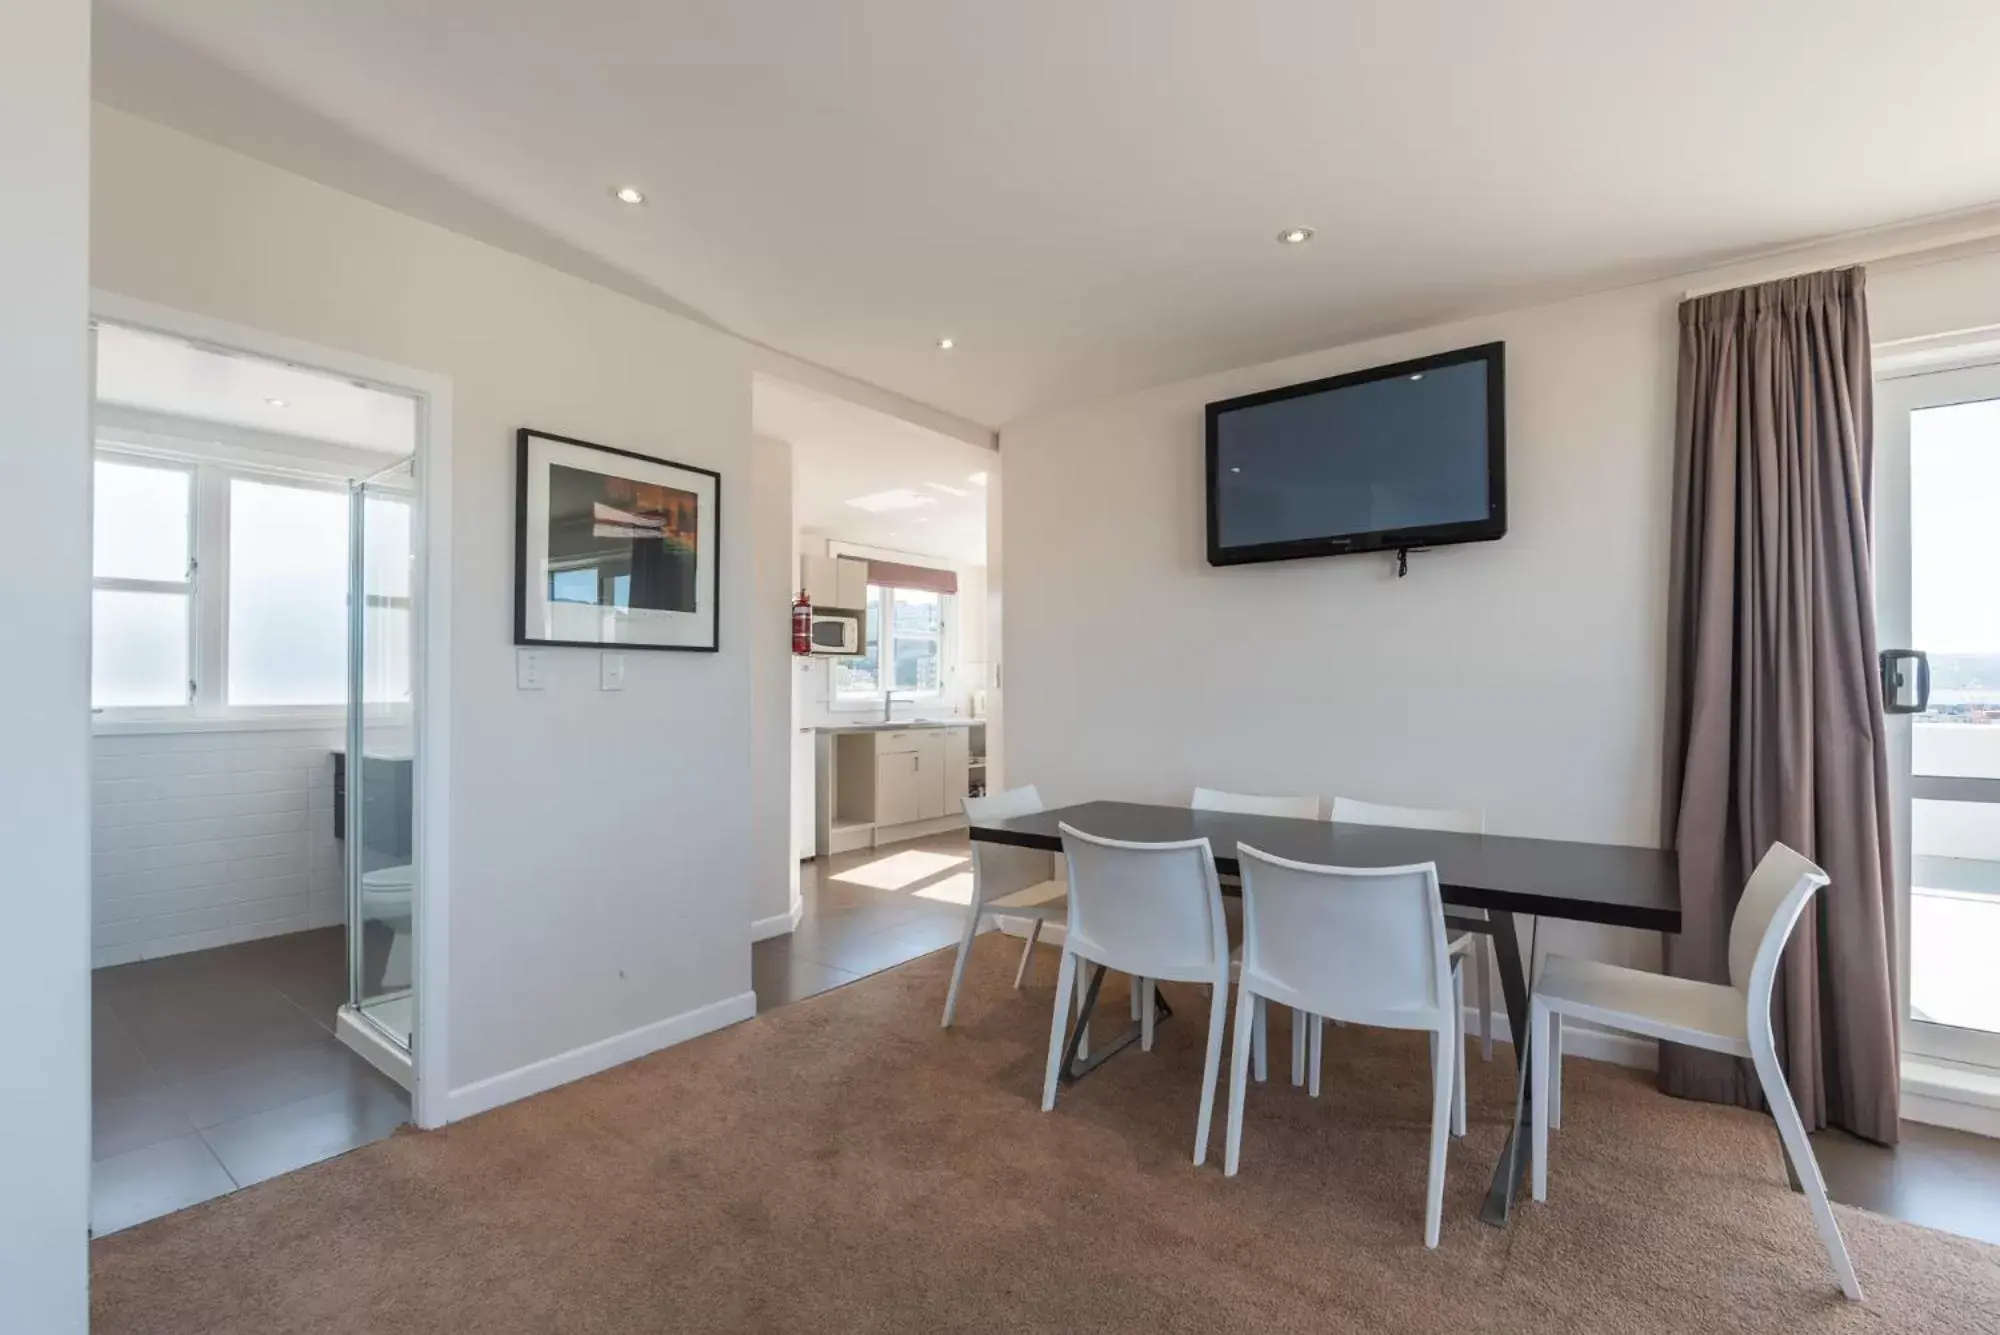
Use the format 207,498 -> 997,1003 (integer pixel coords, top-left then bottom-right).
1680,218 -> 2000,302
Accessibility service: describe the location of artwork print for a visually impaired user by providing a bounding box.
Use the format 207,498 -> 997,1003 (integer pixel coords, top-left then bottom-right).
515,430 -> 720,651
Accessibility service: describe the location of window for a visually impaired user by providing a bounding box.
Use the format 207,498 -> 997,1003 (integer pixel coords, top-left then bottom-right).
91,445 -> 410,718
227,478 -> 350,706
92,458 -> 196,708
834,585 -> 945,702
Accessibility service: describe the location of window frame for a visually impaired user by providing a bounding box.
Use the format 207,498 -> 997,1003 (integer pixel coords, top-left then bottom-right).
91,452 -> 199,716
91,438 -> 358,729
830,582 -> 952,709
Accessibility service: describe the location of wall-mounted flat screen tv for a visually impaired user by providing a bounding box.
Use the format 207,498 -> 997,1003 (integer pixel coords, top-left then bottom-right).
1205,341 -> 1506,567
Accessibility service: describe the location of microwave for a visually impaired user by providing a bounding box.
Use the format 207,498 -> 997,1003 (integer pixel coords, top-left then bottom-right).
808,610 -> 861,655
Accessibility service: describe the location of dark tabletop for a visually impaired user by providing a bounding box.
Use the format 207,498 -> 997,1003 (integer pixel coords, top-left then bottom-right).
969,801 -> 1680,933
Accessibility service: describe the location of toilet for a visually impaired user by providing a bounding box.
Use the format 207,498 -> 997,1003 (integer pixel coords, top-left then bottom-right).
359,864 -> 414,990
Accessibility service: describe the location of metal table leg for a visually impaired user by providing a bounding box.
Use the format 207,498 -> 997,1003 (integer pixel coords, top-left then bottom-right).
1057,964 -> 1173,1086
1479,911 -> 1538,1226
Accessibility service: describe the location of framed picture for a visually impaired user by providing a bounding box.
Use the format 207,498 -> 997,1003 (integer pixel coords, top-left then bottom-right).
514,429 -> 721,652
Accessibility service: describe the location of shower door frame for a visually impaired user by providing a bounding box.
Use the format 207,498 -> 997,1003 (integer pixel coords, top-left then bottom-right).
92,291 -> 457,1130
347,456 -> 420,1051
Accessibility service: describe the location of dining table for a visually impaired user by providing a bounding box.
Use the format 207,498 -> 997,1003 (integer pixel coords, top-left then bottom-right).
967,799 -> 1681,1227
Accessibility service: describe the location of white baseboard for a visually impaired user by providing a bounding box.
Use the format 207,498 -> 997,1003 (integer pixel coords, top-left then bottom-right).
751,901 -> 804,942
443,990 -> 757,1123
337,1005 -> 414,1091
992,918 -> 1659,1073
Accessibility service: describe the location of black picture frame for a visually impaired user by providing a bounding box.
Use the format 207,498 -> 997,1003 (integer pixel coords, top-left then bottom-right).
513,428 -> 723,653
1204,341 -> 1507,568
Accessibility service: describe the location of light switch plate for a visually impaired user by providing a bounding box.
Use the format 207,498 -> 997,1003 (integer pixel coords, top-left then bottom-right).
516,648 -> 546,690
600,652 -> 627,691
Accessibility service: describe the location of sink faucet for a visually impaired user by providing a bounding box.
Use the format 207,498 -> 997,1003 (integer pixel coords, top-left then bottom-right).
883,689 -> 912,723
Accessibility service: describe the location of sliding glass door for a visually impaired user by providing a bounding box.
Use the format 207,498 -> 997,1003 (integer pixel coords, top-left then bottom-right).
1877,362 -> 2000,1074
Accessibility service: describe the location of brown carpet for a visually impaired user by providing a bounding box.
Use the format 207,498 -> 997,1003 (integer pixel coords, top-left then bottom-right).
93,945 -> 2000,1334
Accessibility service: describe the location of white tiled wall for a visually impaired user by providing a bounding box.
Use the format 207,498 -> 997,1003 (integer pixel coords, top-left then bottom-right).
91,726 -> 345,968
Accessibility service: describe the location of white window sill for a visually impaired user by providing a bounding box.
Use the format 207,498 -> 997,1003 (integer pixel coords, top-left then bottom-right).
93,712 -> 346,737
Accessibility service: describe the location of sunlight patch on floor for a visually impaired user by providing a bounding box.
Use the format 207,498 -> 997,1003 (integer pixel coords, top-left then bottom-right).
910,872 -> 976,906
832,849 -> 969,891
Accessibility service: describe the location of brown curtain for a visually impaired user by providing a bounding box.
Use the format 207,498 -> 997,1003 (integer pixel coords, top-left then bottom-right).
1660,266 -> 1901,1143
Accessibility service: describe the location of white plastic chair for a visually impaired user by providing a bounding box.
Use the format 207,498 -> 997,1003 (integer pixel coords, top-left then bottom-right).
1191,788 -> 1321,1083
1043,823 -> 1232,1167
1330,796 -> 1494,1067
941,786 -> 1069,1028
1224,845 -> 1467,1248
1192,787 -> 1322,821
1528,842 -> 1862,1302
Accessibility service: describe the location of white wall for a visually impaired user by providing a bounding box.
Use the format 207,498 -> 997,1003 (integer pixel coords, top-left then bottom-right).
92,727 -> 345,967
750,435 -> 798,929
999,240 -> 2000,975
0,1 -> 91,1328
92,107 -> 761,1106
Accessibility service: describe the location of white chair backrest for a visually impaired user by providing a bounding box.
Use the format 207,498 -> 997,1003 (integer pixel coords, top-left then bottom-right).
1729,842 -> 1831,1006
1236,844 -> 1454,1029
1331,795 -> 1485,835
964,785 -> 1057,903
1057,823 -> 1228,984
1193,787 -> 1321,820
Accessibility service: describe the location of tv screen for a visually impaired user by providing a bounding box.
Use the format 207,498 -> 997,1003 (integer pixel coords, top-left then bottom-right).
1205,342 -> 1506,567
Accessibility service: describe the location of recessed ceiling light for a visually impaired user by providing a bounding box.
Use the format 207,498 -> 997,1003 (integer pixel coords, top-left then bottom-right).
1410,373 -> 1424,381
613,186 -> 646,205
1277,227 -> 1315,245
936,337 -> 955,351
967,471 -> 988,487
1230,466 -> 1241,474
265,397 -> 288,408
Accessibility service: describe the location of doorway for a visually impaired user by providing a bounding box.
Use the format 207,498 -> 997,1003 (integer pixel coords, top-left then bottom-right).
1875,359 -> 2000,1096
86,305 -> 447,1233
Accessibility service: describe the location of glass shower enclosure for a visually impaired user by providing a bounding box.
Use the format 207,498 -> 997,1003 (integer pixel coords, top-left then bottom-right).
346,457 -> 418,1051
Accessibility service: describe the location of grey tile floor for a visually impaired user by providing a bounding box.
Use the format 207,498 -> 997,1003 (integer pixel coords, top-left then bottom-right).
91,927 -> 409,1236
752,832 -> 993,1013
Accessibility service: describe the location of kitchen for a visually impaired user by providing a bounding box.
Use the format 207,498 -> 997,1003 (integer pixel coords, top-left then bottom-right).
754,375 -> 1002,1009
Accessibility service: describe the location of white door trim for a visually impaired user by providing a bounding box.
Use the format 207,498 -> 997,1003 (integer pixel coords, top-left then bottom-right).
91,291 -> 457,1130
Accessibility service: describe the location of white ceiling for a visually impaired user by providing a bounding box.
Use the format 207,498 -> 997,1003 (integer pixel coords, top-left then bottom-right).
96,323 -> 418,455
95,1 -> 2000,427
757,377 -> 991,567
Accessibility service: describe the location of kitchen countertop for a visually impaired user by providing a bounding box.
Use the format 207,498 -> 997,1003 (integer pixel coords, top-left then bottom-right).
807,719 -> 985,733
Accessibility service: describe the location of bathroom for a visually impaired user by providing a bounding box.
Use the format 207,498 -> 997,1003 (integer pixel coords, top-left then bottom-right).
88,318 -> 424,1233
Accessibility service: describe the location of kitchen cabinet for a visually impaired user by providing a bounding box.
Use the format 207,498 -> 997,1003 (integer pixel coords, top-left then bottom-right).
874,730 -> 946,826
806,722 -> 989,860
943,727 -> 970,815
802,554 -> 868,610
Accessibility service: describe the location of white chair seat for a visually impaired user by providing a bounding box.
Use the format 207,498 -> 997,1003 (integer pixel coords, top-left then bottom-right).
1534,954 -> 1749,1054
987,880 -> 1067,913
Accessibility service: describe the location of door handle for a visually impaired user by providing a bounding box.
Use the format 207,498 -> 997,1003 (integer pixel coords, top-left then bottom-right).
1880,649 -> 1931,715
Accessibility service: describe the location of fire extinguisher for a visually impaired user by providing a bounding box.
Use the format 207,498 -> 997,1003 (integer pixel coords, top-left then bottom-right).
792,588 -> 813,656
